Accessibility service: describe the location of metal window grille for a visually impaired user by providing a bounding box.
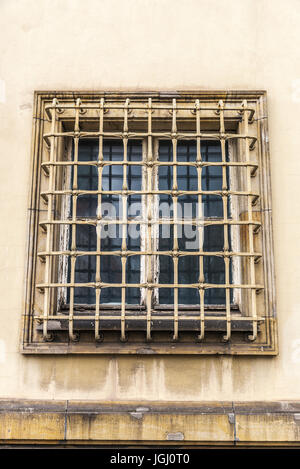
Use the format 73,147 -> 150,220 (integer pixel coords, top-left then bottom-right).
22,91 -> 277,355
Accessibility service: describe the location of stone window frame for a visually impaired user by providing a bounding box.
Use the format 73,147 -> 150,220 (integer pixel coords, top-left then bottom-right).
21,90 -> 277,355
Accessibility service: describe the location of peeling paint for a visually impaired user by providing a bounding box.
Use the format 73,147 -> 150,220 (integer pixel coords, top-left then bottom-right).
136,407 -> 149,413
130,412 -> 143,420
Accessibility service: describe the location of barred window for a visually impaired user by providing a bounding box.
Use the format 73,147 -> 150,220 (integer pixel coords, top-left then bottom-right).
22,91 -> 277,354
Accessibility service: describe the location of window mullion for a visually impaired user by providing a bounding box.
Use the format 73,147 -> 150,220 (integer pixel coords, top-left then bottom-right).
152,139 -> 159,307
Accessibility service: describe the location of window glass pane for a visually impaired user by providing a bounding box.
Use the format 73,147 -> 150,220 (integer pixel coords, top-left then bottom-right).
69,139 -> 232,307
202,141 -> 223,217
76,141 -> 98,217
70,140 -> 142,305
158,140 -> 231,306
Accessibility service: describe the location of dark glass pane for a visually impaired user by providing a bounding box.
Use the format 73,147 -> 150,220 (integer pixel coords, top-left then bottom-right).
158,224 -> 173,304
76,141 -> 98,218
178,257 -> 199,304
102,165 -> 123,191
202,141 -> 223,217
179,288 -> 199,305
100,256 -> 121,304
128,165 -> 142,190
69,225 -> 97,305
69,140 -> 142,305
77,194 -> 98,218
74,255 -> 96,305
100,226 -> 141,304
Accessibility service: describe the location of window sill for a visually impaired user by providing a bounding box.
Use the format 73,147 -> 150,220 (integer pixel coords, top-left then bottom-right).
36,311 -> 263,333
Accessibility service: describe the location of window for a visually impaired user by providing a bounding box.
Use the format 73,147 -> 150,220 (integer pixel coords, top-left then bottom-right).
22,91 -> 277,354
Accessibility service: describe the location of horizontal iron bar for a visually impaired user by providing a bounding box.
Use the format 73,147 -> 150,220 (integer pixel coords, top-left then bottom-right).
36,316 -> 263,332
43,131 -> 257,145
41,160 -> 259,168
39,219 -> 261,227
45,102 -> 255,112
40,189 -> 259,197
38,250 -> 262,258
36,282 -> 264,289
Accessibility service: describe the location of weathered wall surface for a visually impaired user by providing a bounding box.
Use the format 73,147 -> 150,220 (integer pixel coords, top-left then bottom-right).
0,0 -> 300,403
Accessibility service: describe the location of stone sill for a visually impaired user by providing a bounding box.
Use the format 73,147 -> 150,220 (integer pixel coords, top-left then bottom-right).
0,400 -> 300,446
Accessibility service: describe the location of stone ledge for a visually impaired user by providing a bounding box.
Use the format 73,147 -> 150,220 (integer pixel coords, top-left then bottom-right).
0,399 -> 299,446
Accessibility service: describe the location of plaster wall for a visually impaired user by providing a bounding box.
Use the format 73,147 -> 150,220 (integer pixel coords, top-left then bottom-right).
0,0 -> 299,402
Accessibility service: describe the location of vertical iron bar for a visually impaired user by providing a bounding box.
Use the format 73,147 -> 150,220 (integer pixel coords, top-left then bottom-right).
219,100 -> 231,342
172,99 -> 179,340
195,100 -> 205,340
95,98 -> 104,341
146,98 -> 153,341
242,100 -> 258,341
68,98 -> 81,342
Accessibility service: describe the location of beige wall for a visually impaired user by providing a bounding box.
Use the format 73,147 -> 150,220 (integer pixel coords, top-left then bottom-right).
0,0 -> 300,402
